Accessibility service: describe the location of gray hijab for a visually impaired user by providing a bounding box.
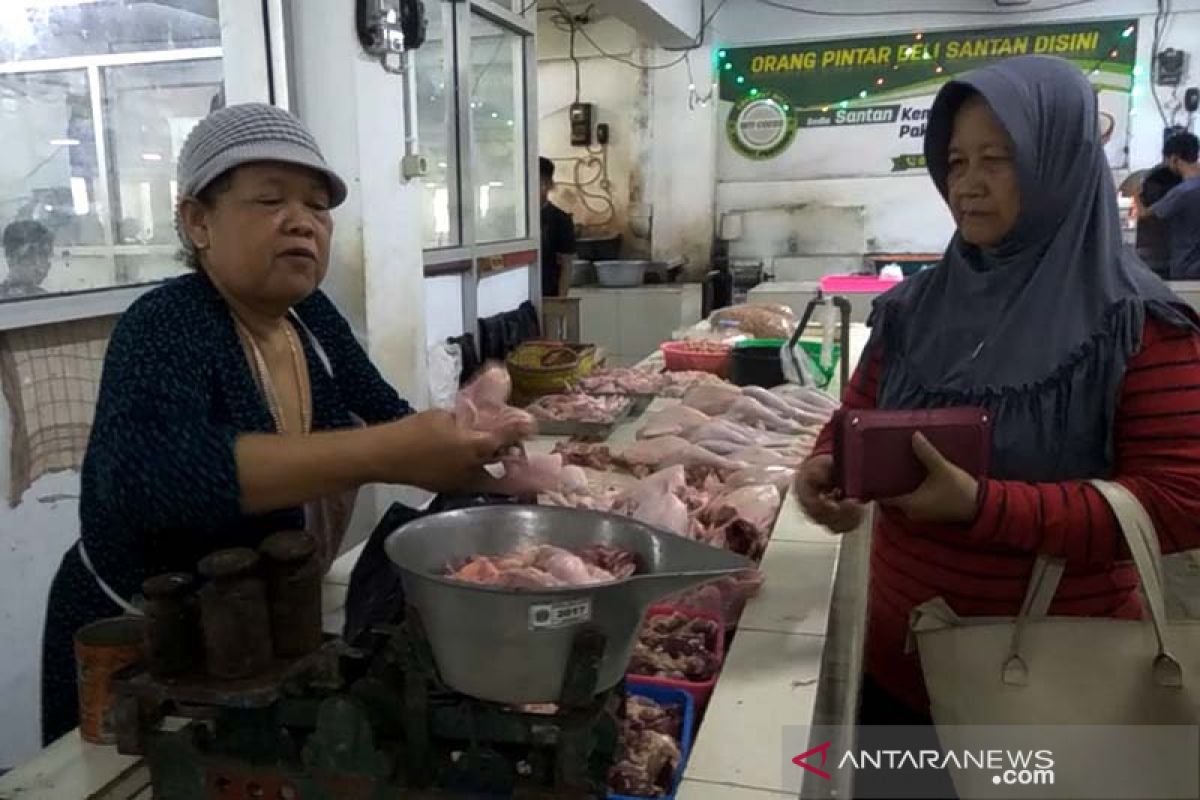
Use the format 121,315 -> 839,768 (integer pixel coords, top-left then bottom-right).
869,55 -> 1197,481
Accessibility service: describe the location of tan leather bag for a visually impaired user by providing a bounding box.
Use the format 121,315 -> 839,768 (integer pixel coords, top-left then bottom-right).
909,480 -> 1200,796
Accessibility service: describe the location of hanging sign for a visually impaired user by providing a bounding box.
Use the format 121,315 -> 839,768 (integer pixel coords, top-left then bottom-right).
718,19 -> 1138,178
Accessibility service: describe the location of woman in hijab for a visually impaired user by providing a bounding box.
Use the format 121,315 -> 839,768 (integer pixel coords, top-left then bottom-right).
796,55 -> 1200,724
40,104 -> 527,744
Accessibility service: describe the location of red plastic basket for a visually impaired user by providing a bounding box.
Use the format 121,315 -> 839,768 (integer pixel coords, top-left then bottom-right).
625,605 -> 726,712
660,340 -> 731,377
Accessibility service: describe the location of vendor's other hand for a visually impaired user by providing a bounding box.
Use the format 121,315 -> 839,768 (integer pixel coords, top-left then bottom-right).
795,454 -> 864,533
879,433 -> 980,524
381,410 -> 522,492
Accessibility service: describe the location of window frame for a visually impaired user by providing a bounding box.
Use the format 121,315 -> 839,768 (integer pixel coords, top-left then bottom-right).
0,0 -> 274,328
424,0 -> 539,336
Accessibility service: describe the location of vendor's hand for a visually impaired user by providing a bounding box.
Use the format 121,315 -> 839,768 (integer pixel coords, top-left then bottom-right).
377,410 -> 523,493
878,433 -> 980,524
795,454 -> 864,533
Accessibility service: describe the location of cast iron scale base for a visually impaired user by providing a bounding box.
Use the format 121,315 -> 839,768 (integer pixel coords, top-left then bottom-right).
111,610 -> 621,799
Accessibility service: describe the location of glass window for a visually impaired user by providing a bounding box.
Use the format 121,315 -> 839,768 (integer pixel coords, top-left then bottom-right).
415,1 -> 457,249
469,15 -> 526,244
0,1 -> 224,302
104,59 -> 223,248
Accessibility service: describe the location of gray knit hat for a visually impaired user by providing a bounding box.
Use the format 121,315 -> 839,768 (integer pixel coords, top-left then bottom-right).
176,103 -> 347,207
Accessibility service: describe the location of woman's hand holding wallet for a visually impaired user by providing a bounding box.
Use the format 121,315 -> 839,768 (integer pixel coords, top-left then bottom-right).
795,455 -> 866,533
877,432 -> 980,524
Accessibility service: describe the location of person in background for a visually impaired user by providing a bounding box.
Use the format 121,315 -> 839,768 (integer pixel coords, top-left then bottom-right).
1132,161 -> 1182,277
1,219 -> 53,298
539,156 -> 576,298
796,55 -> 1200,745
1143,133 -> 1200,279
40,104 -> 526,745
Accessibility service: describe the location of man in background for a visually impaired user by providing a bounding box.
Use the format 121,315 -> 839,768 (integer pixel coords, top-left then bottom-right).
539,156 -> 576,298
1131,161 -> 1182,277
1,220 -> 53,298
1144,133 -> 1200,280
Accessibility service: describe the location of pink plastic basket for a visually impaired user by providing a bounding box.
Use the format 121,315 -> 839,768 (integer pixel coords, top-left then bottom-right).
660,340 -> 731,377
626,605 -> 726,712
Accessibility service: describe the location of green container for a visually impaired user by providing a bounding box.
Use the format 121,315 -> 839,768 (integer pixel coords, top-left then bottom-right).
733,338 -> 787,350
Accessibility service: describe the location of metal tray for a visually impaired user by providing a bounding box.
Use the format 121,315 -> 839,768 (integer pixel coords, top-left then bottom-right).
385,506 -> 752,705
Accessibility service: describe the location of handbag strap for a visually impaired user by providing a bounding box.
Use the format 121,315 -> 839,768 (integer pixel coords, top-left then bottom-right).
1003,479 -> 1183,688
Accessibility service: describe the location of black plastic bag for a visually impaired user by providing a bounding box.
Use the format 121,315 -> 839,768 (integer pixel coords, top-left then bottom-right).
342,493 -> 519,646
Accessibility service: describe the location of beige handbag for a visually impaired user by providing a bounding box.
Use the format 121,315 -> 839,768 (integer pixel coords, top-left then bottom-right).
909,480 -> 1200,797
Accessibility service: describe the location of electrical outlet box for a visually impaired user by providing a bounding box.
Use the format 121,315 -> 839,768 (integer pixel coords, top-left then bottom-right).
570,103 -> 593,147
402,153 -> 428,179
1157,48 -> 1188,87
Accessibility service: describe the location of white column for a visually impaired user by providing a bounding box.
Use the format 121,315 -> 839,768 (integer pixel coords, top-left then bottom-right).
288,0 -> 431,532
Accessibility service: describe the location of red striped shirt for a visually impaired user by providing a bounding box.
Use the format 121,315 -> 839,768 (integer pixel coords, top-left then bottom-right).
811,318 -> 1200,711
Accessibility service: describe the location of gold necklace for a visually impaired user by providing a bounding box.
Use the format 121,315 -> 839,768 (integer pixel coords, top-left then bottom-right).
234,317 -> 312,435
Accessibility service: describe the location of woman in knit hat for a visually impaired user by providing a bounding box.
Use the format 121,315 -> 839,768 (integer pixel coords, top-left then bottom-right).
39,104 -> 525,743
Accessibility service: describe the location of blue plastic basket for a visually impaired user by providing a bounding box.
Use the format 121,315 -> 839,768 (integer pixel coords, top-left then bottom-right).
609,683 -> 697,800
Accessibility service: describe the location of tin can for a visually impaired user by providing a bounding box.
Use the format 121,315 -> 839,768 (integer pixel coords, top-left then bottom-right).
197,548 -> 273,679
259,531 -> 323,658
141,572 -> 200,678
75,616 -> 144,744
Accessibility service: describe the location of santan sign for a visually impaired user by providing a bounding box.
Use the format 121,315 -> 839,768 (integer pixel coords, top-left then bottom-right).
748,31 -> 1101,74
718,19 -> 1137,168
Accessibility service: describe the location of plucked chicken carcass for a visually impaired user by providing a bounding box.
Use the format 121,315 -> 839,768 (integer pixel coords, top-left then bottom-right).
771,383 -> 839,415
696,485 -> 782,560
724,464 -> 796,494
619,436 -> 743,475
608,696 -> 684,797
680,382 -> 744,416
610,465 -> 693,539
724,395 -> 809,435
446,544 -> 637,589
741,385 -> 834,427
454,363 -> 537,439
637,404 -> 711,439
725,445 -> 807,468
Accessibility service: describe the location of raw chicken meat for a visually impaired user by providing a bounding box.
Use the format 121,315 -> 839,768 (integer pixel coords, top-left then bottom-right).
628,611 -> 722,682
608,695 -> 684,797
577,366 -> 664,395
681,382 -> 744,416
489,453 -> 570,497
619,436 -> 742,475
637,404 -> 711,439
454,363 -> 537,438
669,569 -> 765,627
726,446 -> 804,467
724,465 -> 796,494
445,544 -> 636,589
611,465 -> 692,538
576,367 -> 722,398
771,383 -> 839,414
698,485 -> 782,560
724,395 -> 807,434
552,441 -> 616,471
741,385 -> 833,427
527,393 -> 630,424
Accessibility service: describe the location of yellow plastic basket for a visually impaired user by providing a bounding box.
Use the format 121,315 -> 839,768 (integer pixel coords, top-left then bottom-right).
506,341 -> 598,404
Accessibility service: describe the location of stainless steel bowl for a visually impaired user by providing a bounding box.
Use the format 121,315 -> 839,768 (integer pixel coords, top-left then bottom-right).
594,260 -> 648,288
385,505 -> 751,704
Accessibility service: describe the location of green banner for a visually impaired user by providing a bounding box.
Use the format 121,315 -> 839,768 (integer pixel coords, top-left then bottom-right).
718,19 -> 1138,166
718,19 -> 1137,109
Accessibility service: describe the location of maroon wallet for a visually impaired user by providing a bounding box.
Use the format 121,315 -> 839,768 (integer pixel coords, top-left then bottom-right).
832,407 -> 992,501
